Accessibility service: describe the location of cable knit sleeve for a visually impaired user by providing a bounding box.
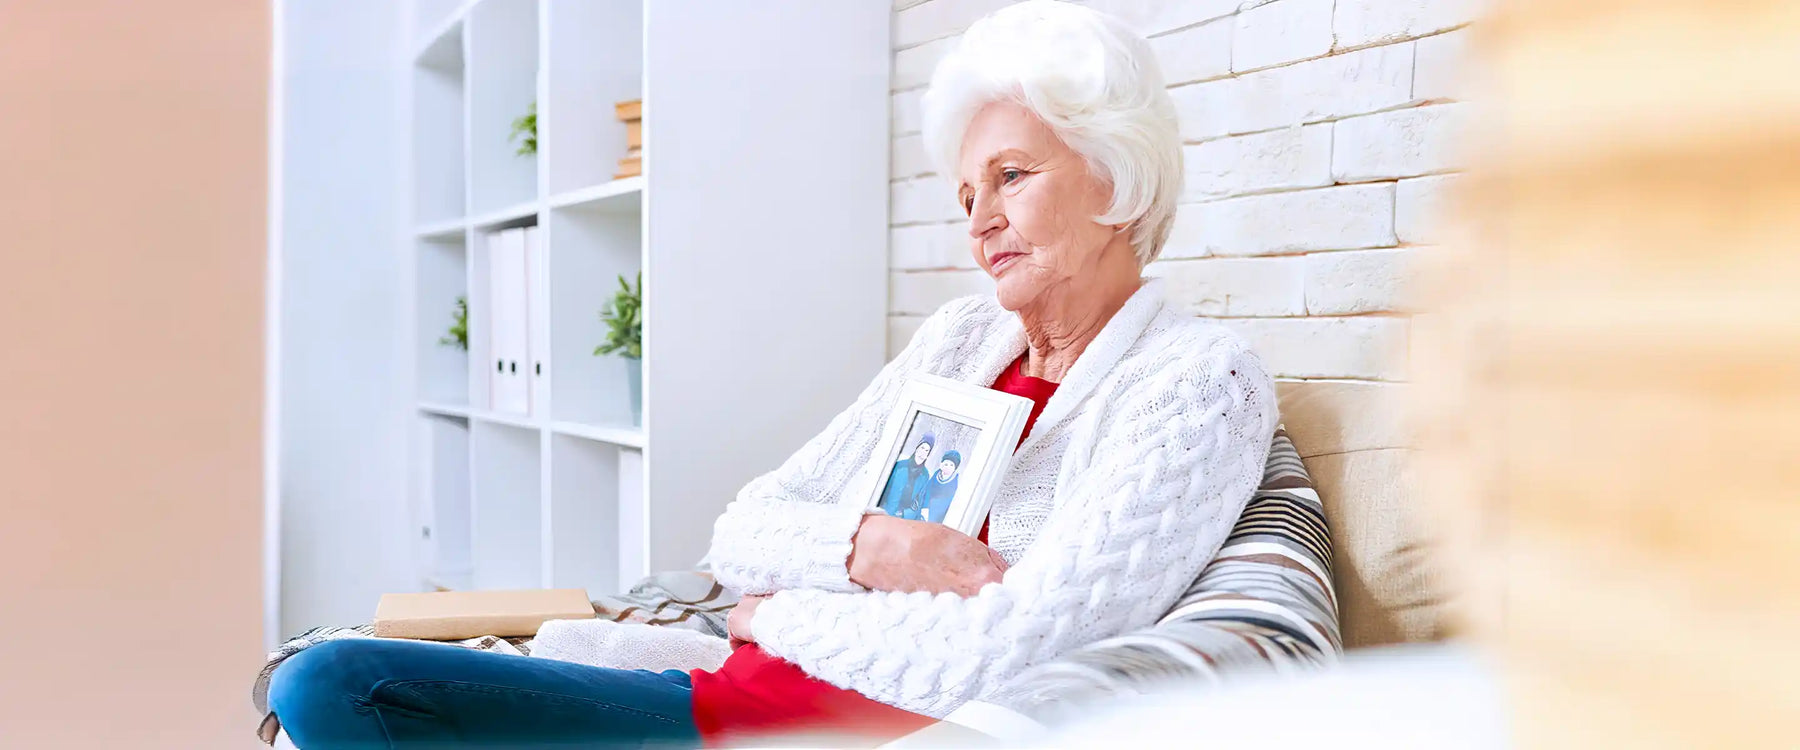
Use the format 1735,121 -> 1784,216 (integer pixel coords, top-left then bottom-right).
707,297 -> 987,596
748,337 -> 1279,718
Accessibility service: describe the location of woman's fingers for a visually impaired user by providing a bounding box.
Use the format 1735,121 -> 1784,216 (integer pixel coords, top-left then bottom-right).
727,595 -> 767,643
985,544 -> 1010,573
924,524 -> 1003,596
956,543 -> 1006,595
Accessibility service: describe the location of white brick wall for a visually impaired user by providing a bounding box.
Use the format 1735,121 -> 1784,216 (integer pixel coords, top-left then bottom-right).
1332,0 -> 1482,49
889,269 -> 994,316
894,0 -> 1016,48
1182,124 -> 1331,200
1232,0 -> 1334,72
1222,316 -> 1410,380
1149,18 -> 1232,85
1149,256 -> 1306,317
1331,104 -> 1465,181
1303,247 -> 1418,314
890,176 -> 964,224
1223,43 -> 1415,134
1170,78 -> 1234,140
1081,0 -> 1246,36
1412,28 -> 1470,100
1395,173 -> 1458,244
890,223 -> 979,270
1199,183 -> 1396,256
886,0 -> 1477,381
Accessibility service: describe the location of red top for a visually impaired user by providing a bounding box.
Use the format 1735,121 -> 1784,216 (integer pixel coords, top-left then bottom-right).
690,356 -> 1059,746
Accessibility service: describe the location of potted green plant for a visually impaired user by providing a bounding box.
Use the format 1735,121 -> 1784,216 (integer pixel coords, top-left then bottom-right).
594,273 -> 642,425
509,101 -> 537,156
438,295 -> 469,350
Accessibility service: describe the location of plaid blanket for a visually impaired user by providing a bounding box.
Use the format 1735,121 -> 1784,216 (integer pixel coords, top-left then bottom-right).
251,571 -> 734,743
253,429 -> 1337,743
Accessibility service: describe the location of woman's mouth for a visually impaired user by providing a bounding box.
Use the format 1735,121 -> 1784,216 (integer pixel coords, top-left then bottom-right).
988,251 -> 1024,275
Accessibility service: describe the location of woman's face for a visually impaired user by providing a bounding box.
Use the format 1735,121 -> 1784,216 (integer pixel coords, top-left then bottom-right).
937,460 -> 959,480
957,101 -> 1121,311
912,442 -> 932,463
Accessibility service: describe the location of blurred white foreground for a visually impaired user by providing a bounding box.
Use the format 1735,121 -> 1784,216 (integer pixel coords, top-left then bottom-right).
886,644 -> 1507,750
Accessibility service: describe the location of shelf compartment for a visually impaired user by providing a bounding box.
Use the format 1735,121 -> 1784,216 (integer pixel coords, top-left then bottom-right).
420,401 -> 473,419
416,217 -> 465,240
469,408 -> 541,431
468,200 -> 540,232
469,420 -> 542,589
417,236 -> 470,406
414,7 -> 465,65
547,201 -> 642,428
466,0 -> 540,216
416,413 -> 473,592
550,420 -> 644,449
547,434 -> 622,594
544,0 -> 642,195
547,177 -> 643,213
412,30 -> 465,226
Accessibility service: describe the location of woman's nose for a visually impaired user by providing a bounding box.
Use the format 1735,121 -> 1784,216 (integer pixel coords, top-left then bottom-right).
967,191 -> 1006,239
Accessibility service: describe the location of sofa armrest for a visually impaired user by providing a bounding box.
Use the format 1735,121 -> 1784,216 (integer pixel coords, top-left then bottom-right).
969,429 -> 1341,729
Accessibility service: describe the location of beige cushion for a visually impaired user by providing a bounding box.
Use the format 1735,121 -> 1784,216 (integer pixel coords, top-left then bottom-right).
1277,381 -> 1443,648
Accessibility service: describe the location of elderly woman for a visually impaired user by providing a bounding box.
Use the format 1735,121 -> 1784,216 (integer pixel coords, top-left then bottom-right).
267,2 -> 1275,747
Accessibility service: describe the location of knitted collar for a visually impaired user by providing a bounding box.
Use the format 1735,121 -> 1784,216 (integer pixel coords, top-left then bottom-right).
965,279 -> 1168,454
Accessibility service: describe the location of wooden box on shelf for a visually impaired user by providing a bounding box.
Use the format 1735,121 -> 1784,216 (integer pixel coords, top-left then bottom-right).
615,98 -> 642,179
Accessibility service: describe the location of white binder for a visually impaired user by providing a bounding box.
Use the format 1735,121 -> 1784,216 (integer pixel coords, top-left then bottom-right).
617,448 -> 647,590
523,225 -> 550,417
487,228 -> 530,415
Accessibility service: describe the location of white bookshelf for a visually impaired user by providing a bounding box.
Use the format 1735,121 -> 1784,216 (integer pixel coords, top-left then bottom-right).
403,1 -> 889,594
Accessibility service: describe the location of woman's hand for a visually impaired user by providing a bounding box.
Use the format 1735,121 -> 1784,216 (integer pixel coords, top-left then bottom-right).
847,514 -> 1008,596
727,594 -> 766,648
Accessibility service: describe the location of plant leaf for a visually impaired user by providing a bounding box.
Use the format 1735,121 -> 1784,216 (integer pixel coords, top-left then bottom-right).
594,272 -> 642,358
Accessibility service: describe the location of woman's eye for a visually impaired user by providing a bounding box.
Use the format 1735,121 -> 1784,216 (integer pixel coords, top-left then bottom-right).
961,197 -> 974,215
1001,169 -> 1024,184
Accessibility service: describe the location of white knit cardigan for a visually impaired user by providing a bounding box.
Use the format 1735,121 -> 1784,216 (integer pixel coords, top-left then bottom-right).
708,280 -> 1279,718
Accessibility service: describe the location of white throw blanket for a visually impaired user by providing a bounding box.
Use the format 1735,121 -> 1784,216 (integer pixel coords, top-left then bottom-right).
707,281 -> 1280,717
533,619 -> 733,673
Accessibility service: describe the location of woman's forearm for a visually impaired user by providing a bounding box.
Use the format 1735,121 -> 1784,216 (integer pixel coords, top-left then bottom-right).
709,492 -> 866,595
712,490 -> 1008,597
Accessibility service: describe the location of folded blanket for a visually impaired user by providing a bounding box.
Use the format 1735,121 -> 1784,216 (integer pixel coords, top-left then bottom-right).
534,619 -> 733,672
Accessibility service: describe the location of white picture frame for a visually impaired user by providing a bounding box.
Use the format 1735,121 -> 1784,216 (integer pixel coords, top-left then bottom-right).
850,373 -> 1035,537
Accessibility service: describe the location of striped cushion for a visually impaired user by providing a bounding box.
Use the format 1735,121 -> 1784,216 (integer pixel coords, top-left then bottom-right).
980,427 -> 1341,721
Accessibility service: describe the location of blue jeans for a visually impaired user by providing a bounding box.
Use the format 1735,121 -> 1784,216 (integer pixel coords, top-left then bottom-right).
268,638 -> 700,749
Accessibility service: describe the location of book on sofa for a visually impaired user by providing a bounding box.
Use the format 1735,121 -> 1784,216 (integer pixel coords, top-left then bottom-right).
374,588 -> 594,640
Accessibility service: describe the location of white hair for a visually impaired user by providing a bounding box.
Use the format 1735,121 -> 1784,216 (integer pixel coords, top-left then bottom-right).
921,0 -> 1184,267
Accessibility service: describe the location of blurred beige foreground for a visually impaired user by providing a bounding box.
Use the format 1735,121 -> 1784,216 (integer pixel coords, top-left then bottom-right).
1424,0 -> 1800,746
0,1 -> 268,748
